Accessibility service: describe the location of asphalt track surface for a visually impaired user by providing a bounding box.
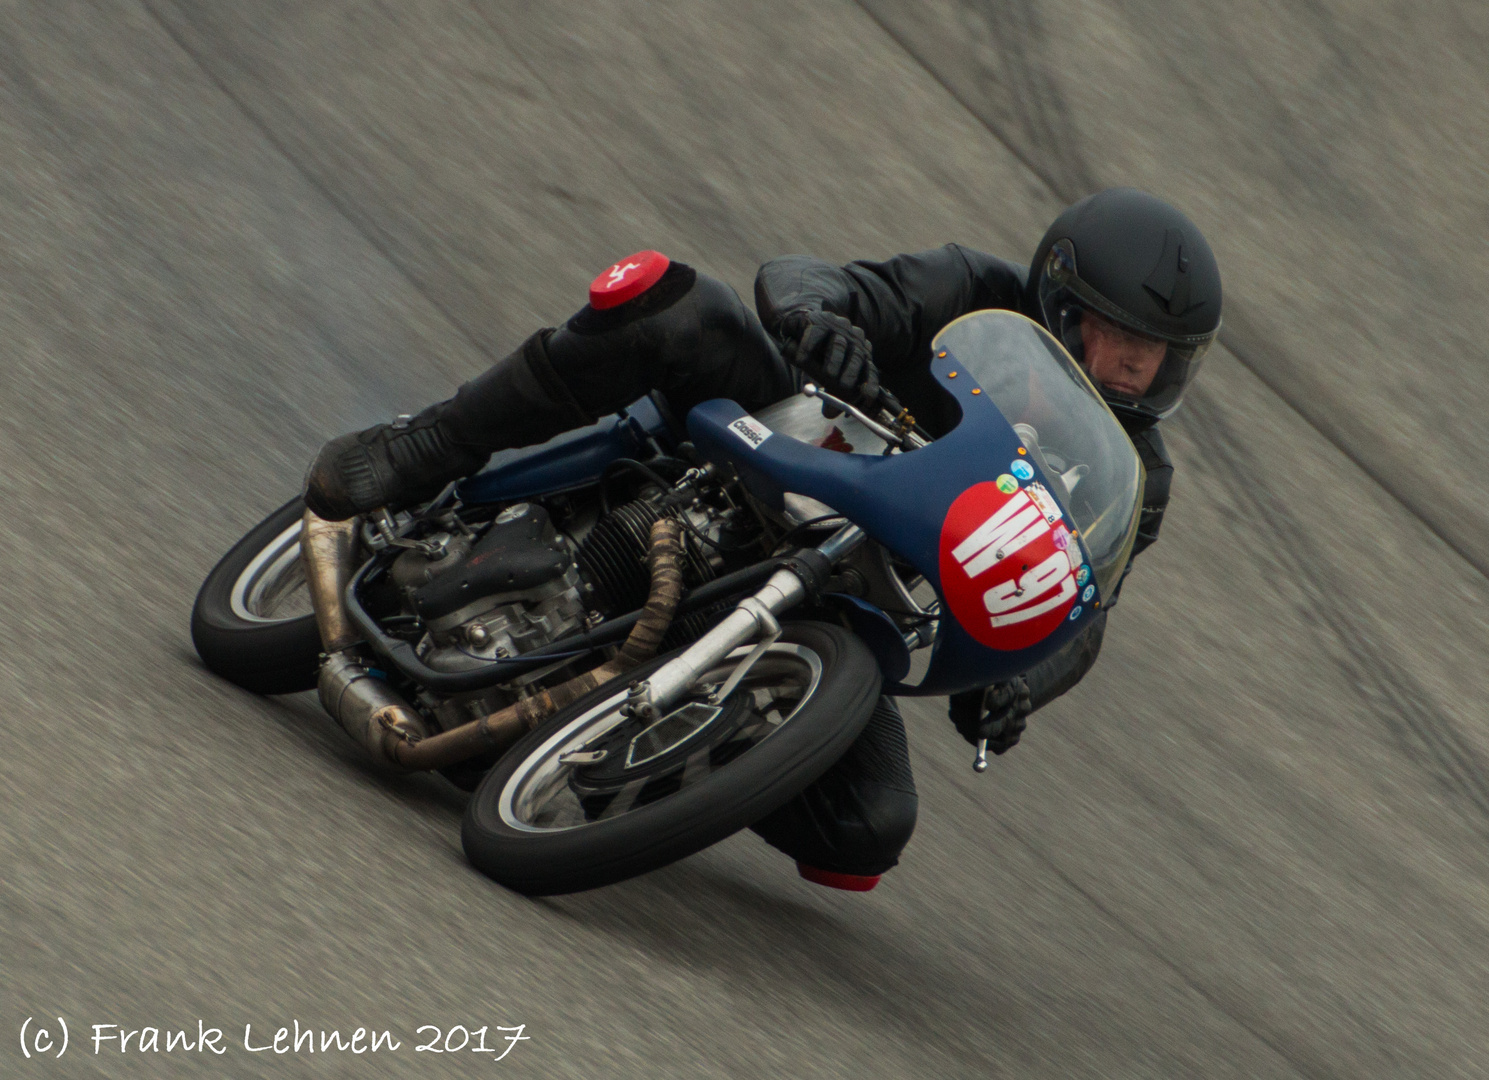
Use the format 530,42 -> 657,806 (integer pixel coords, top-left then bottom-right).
4,2 -> 1489,1077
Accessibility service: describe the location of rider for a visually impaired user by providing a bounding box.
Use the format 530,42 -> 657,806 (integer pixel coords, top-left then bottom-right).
304,187 -> 1223,889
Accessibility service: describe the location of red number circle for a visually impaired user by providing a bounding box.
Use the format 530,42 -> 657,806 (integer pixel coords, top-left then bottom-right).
938,481 -> 1079,651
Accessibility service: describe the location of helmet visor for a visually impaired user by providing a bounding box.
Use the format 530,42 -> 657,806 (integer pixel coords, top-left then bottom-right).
1037,241 -> 1216,418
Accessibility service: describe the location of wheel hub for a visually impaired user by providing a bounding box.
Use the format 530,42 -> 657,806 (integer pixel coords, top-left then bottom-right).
568,695 -> 755,803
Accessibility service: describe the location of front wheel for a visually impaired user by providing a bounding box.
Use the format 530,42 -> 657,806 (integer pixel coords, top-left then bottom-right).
462,621 -> 882,895
191,496 -> 324,694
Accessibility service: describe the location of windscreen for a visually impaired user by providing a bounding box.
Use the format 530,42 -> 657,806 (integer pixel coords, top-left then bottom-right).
933,311 -> 1143,596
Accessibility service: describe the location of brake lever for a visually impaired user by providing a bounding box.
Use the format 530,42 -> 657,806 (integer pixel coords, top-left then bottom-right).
803,383 -> 910,449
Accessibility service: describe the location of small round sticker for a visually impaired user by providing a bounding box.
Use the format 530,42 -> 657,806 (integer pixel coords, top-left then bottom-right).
1010,459 -> 1035,481
1082,584 -> 1095,602
995,473 -> 1019,494
1076,565 -> 1090,586
1068,605 -> 1083,621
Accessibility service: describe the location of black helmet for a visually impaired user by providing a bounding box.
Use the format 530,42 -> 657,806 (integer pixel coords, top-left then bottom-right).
1028,188 -> 1222,422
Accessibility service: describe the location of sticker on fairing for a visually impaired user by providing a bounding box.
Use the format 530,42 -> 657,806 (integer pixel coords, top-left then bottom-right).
1026,482 -> 1063,526
728,416 -> 773,449
939,481 -> 1080,651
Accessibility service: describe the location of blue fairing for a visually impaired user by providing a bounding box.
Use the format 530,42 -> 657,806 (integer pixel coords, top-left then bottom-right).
822,593 -> 912,683
456,397 -> 671,504
687,354 -> 1102,696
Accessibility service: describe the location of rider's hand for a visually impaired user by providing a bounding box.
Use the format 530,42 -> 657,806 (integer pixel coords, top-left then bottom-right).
948,677 -> 1032,755
779,310 -> 882,408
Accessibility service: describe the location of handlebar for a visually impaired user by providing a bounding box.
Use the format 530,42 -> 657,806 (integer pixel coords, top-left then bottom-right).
802,383 -> 928,452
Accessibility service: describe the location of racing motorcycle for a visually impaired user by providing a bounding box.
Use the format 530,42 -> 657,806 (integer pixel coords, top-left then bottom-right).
192,310 -> 1144,895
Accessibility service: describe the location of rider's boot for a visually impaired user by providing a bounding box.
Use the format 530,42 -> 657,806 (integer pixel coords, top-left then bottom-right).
302,329 -> 591,520
304,256 -> 791,522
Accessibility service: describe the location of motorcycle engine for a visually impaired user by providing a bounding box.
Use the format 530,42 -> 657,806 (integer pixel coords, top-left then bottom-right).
391,494 -> 722,683
384,494 -> 720,791
391,502 -> 588,673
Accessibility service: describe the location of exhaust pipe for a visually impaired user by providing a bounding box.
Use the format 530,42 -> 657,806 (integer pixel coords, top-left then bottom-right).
302,509 -> 362,653
308,512 -> 686,773
304,508 -> 431,765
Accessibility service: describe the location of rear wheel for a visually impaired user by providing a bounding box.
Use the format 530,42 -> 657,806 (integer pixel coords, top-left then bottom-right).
462,621 -> 882,895
191,496 -> 324,694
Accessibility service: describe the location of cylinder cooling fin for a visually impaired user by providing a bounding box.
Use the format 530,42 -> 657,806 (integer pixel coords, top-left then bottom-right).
577,499 -> 714,615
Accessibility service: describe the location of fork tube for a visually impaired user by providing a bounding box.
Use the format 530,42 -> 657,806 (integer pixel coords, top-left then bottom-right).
636,524 -> 868,715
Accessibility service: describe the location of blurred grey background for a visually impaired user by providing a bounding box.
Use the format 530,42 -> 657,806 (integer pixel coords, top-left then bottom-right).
3,1 -> 1488,1076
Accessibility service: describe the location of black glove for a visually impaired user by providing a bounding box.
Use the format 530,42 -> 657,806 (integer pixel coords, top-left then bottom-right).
778,309 -> 881,408
947,677 -> 1032,755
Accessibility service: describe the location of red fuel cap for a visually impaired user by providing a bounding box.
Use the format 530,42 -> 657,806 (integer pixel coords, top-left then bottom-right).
588,250 -> 671,309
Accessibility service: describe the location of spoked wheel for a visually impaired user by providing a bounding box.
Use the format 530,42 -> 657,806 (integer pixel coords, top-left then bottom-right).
462,621 -> 882,895
190,496 -> 324,694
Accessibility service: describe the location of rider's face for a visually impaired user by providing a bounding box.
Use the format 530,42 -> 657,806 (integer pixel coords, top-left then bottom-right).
1080,311 -> 1167,399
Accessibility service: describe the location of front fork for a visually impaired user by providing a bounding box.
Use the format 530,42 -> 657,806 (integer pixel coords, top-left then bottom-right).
622,524 -> 868,721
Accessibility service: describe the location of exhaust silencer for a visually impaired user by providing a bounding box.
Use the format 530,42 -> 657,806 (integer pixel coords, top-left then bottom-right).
318,650 -> 432,769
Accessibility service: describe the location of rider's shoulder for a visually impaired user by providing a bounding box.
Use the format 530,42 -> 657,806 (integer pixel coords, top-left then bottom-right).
942,243 -> 1028,288
1126,422 -> 1175,480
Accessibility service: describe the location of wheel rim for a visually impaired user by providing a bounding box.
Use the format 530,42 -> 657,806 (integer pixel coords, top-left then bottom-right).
498,643 -> 824,833
227,519 -> 313,624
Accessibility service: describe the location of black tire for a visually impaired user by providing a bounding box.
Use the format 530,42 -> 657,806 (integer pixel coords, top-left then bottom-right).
191,496 -> 324,695
462,621 -> 882,895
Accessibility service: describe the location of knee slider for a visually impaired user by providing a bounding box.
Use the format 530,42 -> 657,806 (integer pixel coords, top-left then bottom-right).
566,259 -> 699,336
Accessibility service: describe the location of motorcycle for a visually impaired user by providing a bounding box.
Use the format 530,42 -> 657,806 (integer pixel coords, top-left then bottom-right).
192,310 -> 1144,895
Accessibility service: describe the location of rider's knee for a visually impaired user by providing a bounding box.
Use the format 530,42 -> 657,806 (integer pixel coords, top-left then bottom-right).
546,263 -> 789,416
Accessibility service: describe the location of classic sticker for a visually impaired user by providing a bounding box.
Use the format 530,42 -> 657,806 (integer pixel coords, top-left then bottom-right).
1082,584 -> 1095,602
1076,564 -> 1091,587
995,473 -> 1019,494
939,481 -> 1080,651
1010,459 -> 1035,482
727,416 -> 773,449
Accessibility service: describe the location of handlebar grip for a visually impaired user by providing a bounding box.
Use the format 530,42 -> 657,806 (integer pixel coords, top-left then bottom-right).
875,387 -> 905,417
